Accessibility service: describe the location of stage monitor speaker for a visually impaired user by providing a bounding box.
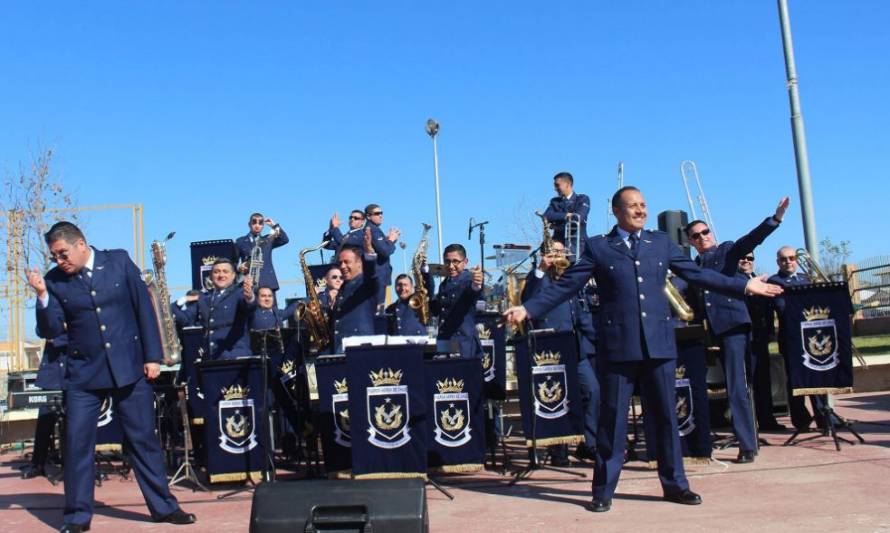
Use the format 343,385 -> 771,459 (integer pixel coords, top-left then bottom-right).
249,478 -> 429,533
658,210 -> 690,258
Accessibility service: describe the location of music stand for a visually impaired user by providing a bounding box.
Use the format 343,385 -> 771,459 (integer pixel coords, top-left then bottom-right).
510,329 -> 586,485
783,395 -> 865,450
169,383 -> 209,492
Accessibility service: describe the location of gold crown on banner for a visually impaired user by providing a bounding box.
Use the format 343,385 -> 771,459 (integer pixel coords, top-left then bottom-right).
370,368 -> 403,387
534,350 -> 561,366
202,255 -> 219,266
477,325 -> 492,340
334,378 -> 349,394
315,278 -> 327,289
221,384 -> 249,400
803,306 -> 831,321
436,378 -> 465,394
676,365 -> 687,379
280,360 -> 296,375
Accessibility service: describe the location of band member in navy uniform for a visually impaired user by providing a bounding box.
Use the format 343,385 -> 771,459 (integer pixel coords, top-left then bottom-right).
175,258 -> 256,360
330,229 -> 379,353
318,267 -> 343,310
521,240 -> 600,465
386,274 -> 427,336
20,333 -> 67,479
28,221 -> 195,532
543,172 -> 590,255
250,286 -> 299,330
324,210 -> 366,253
768,246 -> 826,432
236,213 -> 289,293
504,187 -> 782,513
740,255 -> 785,431
364,204 -> 400,307
432,244 -> 485,359
684,197 -> 789,463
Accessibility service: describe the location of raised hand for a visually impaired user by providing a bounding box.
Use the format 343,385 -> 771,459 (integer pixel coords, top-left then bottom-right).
471,265 -> 484,286
364,227 -> 374,254
331,212 -> 341,228
387,227 -> 401,242
243,274 -> 254,299
774,197 -> 791,221
25,268 -> 48,299
265,217 -> 276,227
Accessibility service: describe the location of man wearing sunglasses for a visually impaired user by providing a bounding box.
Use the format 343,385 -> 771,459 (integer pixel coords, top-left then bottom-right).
503,186 -> 784,513
324,210 -> 367,252
738,255 -> 785,431
684,197 -> 790,463
235,212 -> 289,294
364,203 -> 400,307
318,266 -> 344,310
27,222 -> 195,531
768,246 -> 827,433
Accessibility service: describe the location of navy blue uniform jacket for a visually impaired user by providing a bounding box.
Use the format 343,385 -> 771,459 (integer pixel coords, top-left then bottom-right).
367,222 -> 396,288
330,254 -> 379,351
36,334 -> 68,390
695,216 -> 779,335
386,299 -> 427,336
523,227 -> 747,362
236,228 -> 290,290
544,193 -> 591,242
522,270 -> 597,357
323,225 -> 365,253
433,270 -> 482,358
36,248 -> 164,390
174,285 -> 257,359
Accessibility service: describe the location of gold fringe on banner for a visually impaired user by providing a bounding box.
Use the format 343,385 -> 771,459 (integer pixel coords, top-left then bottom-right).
525,435 -> 584,448
647,457 -> 711,469
792,387 -> 853,397
327,470 -> 352,480
95,444 -> 122,452
432,463 -> 483,474
354,472 -> 428,480
209,471 -> 262,484
191,418 -> 204,426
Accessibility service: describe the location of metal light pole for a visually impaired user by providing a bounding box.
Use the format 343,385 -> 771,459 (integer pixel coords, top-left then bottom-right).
426,118 -> 444,261
778,0 -> 820,262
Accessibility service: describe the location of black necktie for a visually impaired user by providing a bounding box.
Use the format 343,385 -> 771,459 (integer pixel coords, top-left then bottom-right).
629,233 -> 639,256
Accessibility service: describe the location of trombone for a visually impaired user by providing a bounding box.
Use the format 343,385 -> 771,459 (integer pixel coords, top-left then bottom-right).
680,160 -> 717,241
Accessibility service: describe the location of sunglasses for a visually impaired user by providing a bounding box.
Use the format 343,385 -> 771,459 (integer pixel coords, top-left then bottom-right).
349,215 -> 364,221
250,218 -> 264,224
740,255 -> 755,262
779,255 -> 797,262
369,211 -> 383,216
689,228 -> 711,240
328,275 -> 342,280
49,250 -> 72,263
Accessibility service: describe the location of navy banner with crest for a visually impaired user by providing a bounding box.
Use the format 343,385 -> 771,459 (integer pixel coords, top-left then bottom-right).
190,239 -> 237,291
780,283 -> 854,396
95,394 -> 123,452
643,331 -> 712,465
345,344 -> 427,479
198,358 -> 266,483
476,312 -> 507,400
314,355 -> 353,477
424,357 -> 486,473
515,330 -> 584,447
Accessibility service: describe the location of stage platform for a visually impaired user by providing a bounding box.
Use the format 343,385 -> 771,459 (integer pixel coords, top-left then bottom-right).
2,391 -> 889,532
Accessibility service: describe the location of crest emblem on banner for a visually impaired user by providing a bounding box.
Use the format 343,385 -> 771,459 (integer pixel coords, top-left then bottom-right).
332,378 -> 352,447
366,368 -> 411,449
675,365 -> 695,436
800,306 -> 839,371
200,256 -> 218,291
279,359 -> 300,397
532,350 -> 569,419
218,385 -> 258,454
97,396 -> 114,428
433,378 -> 472,447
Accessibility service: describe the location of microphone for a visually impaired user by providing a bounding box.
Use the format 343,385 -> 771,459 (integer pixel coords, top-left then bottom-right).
468,217 -> 475,240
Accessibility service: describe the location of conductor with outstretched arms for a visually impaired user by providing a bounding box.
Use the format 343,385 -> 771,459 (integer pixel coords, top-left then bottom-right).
27,221 -> 195,532
503,187 -> 783,513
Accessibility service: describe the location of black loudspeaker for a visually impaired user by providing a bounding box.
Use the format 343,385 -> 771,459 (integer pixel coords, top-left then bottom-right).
658,210 -> 690,258
250,479 -> 429,533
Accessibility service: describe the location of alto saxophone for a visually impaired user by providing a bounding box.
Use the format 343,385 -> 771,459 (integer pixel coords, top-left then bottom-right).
146,232 -> 182,365
504,264 -> 527,337
295,241 -> 332,352
408,223 -> 432,325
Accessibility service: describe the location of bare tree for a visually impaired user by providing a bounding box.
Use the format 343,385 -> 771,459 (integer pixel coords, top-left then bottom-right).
818,236 -> 852,281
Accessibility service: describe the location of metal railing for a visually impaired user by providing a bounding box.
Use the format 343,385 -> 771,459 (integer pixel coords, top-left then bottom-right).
846,256 -> 890,318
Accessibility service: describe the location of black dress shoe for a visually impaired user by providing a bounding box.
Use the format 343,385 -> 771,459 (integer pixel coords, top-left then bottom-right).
550,456 -> 571,467
21,464 -> 46,479
573,445 -> 596,462
59,523 -> 90,533
588,498 -> 611,512
155,509 -> 197,525
663,489 -> 702,505
759,421 -> 787,432
736,451 -> 756,464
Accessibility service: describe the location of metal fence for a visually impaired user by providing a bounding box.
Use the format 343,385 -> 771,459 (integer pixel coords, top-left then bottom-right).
846,256 -> 890,318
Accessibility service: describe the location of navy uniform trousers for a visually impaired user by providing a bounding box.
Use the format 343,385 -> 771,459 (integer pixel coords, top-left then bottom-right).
714,325 -> 757,451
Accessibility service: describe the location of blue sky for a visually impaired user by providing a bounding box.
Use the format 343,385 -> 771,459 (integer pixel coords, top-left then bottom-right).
2,1 -> 888,310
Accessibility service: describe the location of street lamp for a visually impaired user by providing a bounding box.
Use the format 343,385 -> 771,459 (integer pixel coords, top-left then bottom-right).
426,118 -> 444,261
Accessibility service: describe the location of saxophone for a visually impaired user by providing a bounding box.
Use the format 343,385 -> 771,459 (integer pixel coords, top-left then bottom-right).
504,264 -> 527,337
408,223 -> 432,325
535,210 -> 570,275
146,232 -> 181,365
295,241 -> 332,353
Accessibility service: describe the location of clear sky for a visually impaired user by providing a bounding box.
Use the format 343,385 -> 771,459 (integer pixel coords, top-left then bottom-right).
2,2 -> 888,310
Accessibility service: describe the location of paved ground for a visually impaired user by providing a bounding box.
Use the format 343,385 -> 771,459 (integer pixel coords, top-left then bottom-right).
2,391 -> 890,532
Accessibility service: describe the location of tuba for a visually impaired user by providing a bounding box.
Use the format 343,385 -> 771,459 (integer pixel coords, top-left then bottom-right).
295,241 -> 332,353
664,273 -> 695,322
796,248 -> 832,282
535,210 -> 570,274
145,232 -> 181,365
408,223 -> 432,325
